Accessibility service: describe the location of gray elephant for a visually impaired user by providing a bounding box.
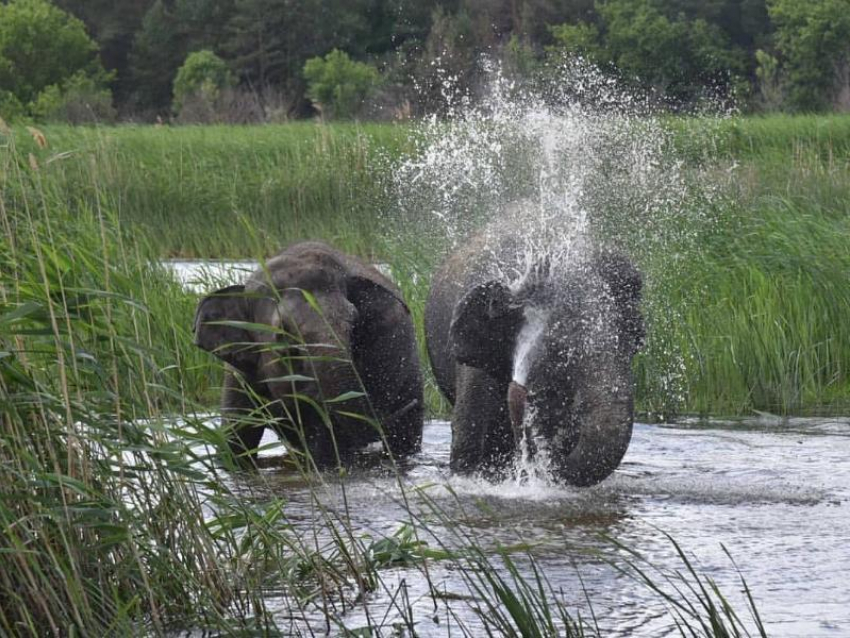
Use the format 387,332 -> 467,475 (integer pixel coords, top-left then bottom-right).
425,226 -> 644,486
194,242 -> 423,467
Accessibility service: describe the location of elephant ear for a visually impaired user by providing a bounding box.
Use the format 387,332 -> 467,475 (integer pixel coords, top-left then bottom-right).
346,274 -> 410,321
450,280 -> 524,379
596,251 -> 645,354
194,284 -> 256,372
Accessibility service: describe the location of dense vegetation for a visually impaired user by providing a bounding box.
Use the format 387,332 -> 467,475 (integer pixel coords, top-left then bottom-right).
0,117 -> 784,636
2,0 -> 850,122
5,116 -> 849,417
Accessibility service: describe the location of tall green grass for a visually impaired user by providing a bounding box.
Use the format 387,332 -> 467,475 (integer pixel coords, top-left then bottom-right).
632,114 -> 850,415
8,123 -> 411,258
1,123 -> 772,636
6,117 -> 850,416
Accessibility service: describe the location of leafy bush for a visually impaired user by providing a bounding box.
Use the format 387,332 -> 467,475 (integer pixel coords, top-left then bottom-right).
0,0 -> 112,121
303,49 -> 380,119
547,0 -> 747,104
30,72 -> 116,124
172,49 -> 235,120
768,0 -> 850,112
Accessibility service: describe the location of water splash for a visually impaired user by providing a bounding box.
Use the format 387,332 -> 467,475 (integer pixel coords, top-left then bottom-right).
512,306 -> 549,385
391,56 -> 730,419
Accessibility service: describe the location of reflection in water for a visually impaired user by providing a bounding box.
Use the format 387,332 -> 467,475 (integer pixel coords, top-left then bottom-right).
214,418 -> 850,637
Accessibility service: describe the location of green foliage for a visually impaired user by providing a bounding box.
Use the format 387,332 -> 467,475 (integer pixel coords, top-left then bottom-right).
768,0 -> 850,112
127,0 -> 190,113
54,0 -> 156,104
303,49 -> 380,119
593,0 -> 746,101
503,35 -> 540,79
0,90 -> 25,121
548,22 -> 603,60
30,71 -> 116,123
224,0 -> 380,109
415,6 -> 476,111
0,0 -> 111,120
173,49 -> 235,115
755,49 -> 784,110
34,0 -> 850,116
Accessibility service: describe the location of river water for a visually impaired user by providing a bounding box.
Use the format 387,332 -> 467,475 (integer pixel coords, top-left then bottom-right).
219,417 -> 849,637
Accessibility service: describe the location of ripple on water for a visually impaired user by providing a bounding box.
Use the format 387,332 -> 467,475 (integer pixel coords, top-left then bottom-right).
230,418 -> 849,637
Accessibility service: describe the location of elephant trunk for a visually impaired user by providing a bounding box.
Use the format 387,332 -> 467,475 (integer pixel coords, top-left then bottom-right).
259,332 -> 380,458
262,339 -> 363,409
508,372 -> 634,487
549,392 -> 633,487
508,381 -> 528,432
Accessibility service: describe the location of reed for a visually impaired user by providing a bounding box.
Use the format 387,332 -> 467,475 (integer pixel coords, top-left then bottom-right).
8,122 -> 411,258
633,114 -> 850,416
2,121 -> 771,635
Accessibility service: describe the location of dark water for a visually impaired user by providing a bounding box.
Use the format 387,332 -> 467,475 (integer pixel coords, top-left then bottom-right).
226,417 -> 850,636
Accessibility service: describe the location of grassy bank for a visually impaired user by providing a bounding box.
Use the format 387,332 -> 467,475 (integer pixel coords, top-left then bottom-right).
7,116 -> 850,416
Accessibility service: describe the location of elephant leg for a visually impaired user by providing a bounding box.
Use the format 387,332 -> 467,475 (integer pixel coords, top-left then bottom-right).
271,400 -> 340,470
383,398 -> 424,458
222,370 -> 265,465
450,365 -> 514,479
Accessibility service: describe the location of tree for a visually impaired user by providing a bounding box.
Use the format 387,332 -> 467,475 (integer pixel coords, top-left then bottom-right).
55,0 -> 155,106
0,0 -> 111,120
303,49 -> 380,119
768,0 -> 850,111
173,49 -> 235,116
127,0 -> 186,113
545,0 -> 746,103
414,6 -> 476,111
224,0 -> 376,112
755,48 -> 784,110
224,0 -> 293,89
548,21 -> 603,60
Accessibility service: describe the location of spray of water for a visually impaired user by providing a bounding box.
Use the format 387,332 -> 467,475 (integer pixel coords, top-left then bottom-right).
390,56 -> 730,481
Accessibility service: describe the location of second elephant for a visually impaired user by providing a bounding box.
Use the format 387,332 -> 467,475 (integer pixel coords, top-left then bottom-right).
194,242 -> 424,467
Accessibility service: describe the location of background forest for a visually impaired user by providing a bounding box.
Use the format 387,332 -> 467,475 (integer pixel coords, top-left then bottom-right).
1,0 -> 850,124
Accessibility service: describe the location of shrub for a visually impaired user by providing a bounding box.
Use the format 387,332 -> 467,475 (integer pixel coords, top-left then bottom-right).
172,49 -> 235,119
303,49 -> 380,119
30,72 -> 116,124
0,0 -> 111,120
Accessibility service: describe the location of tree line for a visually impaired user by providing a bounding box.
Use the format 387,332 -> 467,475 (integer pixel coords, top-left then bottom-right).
1,0 -> 849,123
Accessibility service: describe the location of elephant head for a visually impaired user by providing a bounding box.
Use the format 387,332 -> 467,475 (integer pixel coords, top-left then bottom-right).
193,244 -> 422,465
449,250 -> 644,486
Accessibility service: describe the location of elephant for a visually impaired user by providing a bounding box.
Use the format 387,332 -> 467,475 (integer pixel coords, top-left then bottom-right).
425,224 -> 644,486
194,241 -> 424,467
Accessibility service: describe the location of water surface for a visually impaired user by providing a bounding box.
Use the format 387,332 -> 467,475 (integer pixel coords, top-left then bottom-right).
225,417 -> 850,636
